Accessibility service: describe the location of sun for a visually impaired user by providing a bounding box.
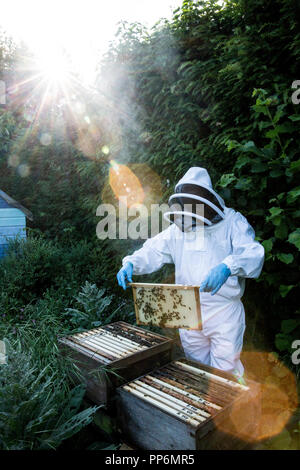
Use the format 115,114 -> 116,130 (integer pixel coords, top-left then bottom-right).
0,0 -> 185,86
37,50 -> 72,85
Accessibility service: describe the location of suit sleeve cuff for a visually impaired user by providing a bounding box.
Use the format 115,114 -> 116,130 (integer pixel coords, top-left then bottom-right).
222,256 -> 236,276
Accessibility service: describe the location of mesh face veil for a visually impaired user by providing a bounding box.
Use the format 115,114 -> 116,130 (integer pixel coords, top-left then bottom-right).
164,184 -> 225,232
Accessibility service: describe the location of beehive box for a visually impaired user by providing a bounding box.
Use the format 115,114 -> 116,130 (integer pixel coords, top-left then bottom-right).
117,359 -> 262,450
58,321 -> 173,405
131,283 -> 202,329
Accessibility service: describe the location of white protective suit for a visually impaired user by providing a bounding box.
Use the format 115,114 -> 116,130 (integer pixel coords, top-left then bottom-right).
122,168 -> 265,376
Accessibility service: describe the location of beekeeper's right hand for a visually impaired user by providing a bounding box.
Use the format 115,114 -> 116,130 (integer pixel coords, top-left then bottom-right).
117,262 -> 133,290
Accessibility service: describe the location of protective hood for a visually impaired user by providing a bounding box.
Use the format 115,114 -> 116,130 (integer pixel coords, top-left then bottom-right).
164,167 -> 225,230
175,167 -> 225,208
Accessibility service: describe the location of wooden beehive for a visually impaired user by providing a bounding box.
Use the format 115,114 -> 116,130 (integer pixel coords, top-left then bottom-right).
0,190 -> 33,258
131,283 -> 202,330
117,359 -> 262,450
58,321 -> 173,405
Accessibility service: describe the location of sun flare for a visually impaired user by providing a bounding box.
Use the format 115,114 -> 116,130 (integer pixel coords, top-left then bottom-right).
0,0 -> 183,86
37,52 -> 72,85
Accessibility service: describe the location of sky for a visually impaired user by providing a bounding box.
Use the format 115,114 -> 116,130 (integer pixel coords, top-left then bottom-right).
0,0 -> 184,83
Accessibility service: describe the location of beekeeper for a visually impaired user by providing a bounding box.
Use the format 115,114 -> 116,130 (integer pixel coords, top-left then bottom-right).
117,167 -> 264,381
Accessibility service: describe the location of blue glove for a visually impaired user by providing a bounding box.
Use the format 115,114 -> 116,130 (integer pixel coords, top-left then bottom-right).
117,262 -> 133,290
200,263 -> 231,296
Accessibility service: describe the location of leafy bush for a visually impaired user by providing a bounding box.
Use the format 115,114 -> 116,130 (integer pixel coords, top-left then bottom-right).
219,88 -> 300,357
0,236 -> 66,305
65,281 -> 135,330
0,235 -> 120,315
65,281 -> 114,329
0,341 -> 98,450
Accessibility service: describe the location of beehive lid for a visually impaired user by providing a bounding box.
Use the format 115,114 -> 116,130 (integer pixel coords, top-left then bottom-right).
120,359 -> 249,429
58,321 -> 172,366
130,283 -> 202,329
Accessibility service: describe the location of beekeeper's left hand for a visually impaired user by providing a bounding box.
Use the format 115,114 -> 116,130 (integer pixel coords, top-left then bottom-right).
200,263 -> 231,295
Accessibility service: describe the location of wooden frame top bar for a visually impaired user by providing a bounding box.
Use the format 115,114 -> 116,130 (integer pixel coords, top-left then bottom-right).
58,321 -> 173,369
129,282 -> 200,289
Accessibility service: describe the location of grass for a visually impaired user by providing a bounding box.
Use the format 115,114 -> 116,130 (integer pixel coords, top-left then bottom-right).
0,281 -> 129,450
0,319 -> 98,449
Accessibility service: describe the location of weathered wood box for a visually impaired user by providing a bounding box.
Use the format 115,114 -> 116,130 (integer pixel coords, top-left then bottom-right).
117,359 -> 262,450
58,321 -> 173,405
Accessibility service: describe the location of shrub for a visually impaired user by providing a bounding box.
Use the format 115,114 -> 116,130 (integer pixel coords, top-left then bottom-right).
0,235 -> 118,316
219,88 -> 300,358
0,340 -> 98,450
65,281 -> 135,330
65,281 -> 114,330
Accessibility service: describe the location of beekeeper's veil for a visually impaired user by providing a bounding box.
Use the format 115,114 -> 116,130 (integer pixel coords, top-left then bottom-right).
164,167 -> 225,232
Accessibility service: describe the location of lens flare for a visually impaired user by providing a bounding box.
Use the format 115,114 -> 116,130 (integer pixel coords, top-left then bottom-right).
214,351 -> 298,443
8,154 -> 20,168
102,162 -> 163,216
17,163 -> 30,177
75,122 -> 102,159
102,145 -> 110,155
40,133 -> 52,146
108,160 -> 145,208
